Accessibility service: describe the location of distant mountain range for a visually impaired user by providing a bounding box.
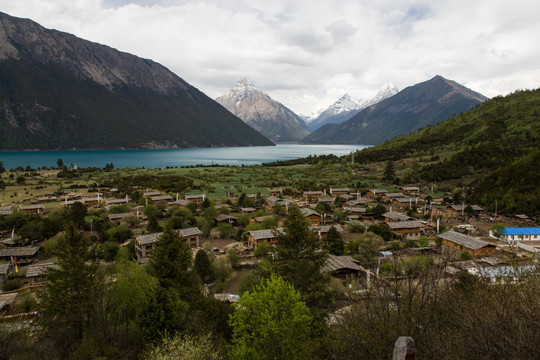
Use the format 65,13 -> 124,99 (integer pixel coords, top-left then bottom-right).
216,79 -> 309,143
300,75 -> 487,145
0,12 -> 273,150
306,83 -> 399,132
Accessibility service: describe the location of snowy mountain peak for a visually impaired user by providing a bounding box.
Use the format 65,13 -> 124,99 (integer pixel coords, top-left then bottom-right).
326,94 -> 362,115
227,78 -> 258,100
359,82 -> 399,108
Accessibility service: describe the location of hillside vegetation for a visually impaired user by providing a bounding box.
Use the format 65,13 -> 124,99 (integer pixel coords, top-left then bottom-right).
351,89 -> 540,215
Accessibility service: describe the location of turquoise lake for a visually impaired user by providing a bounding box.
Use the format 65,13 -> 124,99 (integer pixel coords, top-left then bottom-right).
0,144 -> 369,169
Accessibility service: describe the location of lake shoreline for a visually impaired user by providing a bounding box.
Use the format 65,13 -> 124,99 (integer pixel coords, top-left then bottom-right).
0,144 -> 369,170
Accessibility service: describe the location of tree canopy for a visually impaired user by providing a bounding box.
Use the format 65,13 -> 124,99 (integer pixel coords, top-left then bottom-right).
229,274 -> 314,360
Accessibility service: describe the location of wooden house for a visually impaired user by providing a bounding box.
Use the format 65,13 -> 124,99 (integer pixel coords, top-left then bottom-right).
0,293 -> 18,312
18,204 -> 44,215
385,221 -> 424,240
392,197 -> 419,210
317,197 -> 335,205
0,246 -> 40,265
265,196 -> 289,212
438,230 -> 496,257
322,255 -> 366,285
143,191 -> 161,198
303,191 -> 325,203
24,262 -> 57,286
365,189 -> 388,199
82,195 -> 102,206
301,207 -> 322,226
107,212 -> 135,224
0,205 -> 14,216
179,227 -> 202,248
168,199 -> 190,208
270,188 -> 283,197
185,194 -> 206,204
247,229 -> 280,249
215,214 -> 238,225
344,199 -> 368,208
399,186 -> 420,195
446,204 -> 484,218
150,195 -> 173,207
0,262 -> 12,284
265,196 -> 281,211
329,188 -> 350,195
383,211 -> 413,222
105,197 -> 130,207
382,192 -> 406,202
310,224 -> 344,239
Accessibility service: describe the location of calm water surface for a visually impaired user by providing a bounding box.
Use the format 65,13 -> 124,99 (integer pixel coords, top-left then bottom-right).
0,144 -> 369,169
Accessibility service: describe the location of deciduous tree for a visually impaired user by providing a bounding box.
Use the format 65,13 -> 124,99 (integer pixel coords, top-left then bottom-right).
229,274 -> 314,360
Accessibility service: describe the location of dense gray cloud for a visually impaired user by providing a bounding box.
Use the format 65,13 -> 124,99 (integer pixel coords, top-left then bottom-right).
1,0 -> 539,115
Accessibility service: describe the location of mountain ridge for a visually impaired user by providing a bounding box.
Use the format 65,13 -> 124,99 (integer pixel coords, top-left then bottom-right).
300,75 -> 487,145
216,79 -> 309,143
306,83 -> 399,131
0,12 -> 273,150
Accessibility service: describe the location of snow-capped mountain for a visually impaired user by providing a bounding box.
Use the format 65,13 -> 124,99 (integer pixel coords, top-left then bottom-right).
216,79 -> 309,143
359,82 -> 399,108
307,83 -> 399,132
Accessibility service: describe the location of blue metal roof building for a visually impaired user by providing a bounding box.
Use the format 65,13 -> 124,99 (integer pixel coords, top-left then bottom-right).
502,227 -> 540,241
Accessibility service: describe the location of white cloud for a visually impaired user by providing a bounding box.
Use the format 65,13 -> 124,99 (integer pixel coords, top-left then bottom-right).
1,0 -> 539,114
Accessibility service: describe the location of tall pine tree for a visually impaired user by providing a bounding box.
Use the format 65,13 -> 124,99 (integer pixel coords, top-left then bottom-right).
38,223 -> 104,357
272,205 -> 330,318
144,224 -> 203,338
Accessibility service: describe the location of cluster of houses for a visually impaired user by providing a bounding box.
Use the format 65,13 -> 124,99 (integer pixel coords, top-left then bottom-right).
1,184 -> 539,310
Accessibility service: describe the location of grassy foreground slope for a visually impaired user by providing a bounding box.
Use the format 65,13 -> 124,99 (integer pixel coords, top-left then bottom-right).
352,89 -> 540,215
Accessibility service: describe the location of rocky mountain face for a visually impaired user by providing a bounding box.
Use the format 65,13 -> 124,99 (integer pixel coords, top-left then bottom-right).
0,12 -> 273,150
216,79 -> 309,143
306,83 -> 399,131
300,75 -> 487,145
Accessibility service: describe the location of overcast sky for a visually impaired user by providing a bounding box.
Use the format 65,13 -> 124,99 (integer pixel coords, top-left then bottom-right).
1,0 -> 539,115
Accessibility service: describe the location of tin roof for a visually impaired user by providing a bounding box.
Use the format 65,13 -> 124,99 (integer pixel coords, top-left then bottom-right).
385,221 -> 424,230
179,227 -> 202,237
136,233 -> 161,246
322,255 -> 365,273
502,227 -> 540,236
0,246 -> 40,257
26,262 -> 57,277
438,230 -> 495,251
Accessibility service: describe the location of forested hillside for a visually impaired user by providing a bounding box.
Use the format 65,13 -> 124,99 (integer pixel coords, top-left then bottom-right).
351,89 -> 540,215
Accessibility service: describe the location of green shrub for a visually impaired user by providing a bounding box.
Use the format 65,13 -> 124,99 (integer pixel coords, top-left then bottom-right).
417,236 -> 430,247
254,243 -> 271,258
349,221 -> 366,233
227,249 -> 241,270
2,278 -> 21,291
404,239 -> 417,248
460,251 -> 473,261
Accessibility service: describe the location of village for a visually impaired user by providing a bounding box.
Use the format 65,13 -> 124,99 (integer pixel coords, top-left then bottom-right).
1,165 -> 539,316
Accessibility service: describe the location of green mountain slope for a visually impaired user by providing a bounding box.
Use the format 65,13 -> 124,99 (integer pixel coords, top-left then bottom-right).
352,88 -> 540,215
0,12 -> 273,150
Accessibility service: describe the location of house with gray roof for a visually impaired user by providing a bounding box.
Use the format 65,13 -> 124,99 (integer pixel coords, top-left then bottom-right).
247,229 -> 284,249
385,221 -> 424,239
25,262 -> 57,286
438,230 -> 496,257
179,227 -> 202,248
